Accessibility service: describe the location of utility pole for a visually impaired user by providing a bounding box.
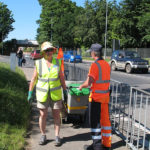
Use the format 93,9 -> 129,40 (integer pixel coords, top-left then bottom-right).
104,0 -> 108,59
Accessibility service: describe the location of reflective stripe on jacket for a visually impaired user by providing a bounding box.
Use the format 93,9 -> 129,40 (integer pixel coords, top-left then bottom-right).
35,58 -> 62,102
89,60 -> 111,103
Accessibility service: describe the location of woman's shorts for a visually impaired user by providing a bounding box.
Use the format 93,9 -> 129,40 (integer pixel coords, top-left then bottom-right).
37,97 -> 62,110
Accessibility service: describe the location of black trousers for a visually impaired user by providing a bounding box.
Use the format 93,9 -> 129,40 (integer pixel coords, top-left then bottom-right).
89,101 -> 101,149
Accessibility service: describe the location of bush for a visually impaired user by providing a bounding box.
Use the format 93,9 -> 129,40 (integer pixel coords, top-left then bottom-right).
0,63 -> 30,126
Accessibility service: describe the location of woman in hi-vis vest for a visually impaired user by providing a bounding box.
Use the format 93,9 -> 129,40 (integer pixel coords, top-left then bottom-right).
79,43 -> 111,150
27,41 -> 67,146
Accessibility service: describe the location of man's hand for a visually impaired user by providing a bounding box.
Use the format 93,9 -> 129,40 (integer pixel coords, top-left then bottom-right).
79,85 -> 83,91
27,91 -> 33,102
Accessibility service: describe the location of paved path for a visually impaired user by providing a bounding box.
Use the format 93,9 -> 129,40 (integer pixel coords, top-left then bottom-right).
21,66 -> 128,150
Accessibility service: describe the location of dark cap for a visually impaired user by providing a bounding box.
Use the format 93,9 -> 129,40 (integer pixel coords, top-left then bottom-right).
86,43 -> 102,53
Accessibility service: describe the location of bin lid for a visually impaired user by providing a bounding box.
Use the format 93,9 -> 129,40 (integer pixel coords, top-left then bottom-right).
68,83 -> 90,96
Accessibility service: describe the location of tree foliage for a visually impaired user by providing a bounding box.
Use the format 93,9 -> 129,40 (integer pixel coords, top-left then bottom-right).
37,0 -> 80,48
36,0 -> 150,48
0,2 -> 15,42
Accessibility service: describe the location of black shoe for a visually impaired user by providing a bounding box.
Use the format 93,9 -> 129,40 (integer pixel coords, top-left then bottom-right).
55,136 -> 61,146
102,146 -> 112,150
39,135 -> 47,145
84,144 -> 94,150
105,148 -> 112,150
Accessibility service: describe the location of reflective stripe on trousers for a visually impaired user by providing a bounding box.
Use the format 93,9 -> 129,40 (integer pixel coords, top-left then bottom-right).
101,103 -> 111,147
89,101 -> 111,148
89,101 -> 102,149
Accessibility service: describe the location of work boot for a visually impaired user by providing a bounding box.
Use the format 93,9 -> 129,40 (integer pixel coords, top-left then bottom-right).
39,135 -> 47,145
102,145 -> 112,150
55,136 -> 61,146
84,144 -> 94,150
103,147 -> 112,150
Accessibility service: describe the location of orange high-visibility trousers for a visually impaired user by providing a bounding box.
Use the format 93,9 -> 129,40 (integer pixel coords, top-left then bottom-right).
101,103 -> 111,148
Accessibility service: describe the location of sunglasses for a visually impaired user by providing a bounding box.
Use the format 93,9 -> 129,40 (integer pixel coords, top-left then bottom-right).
44,49 -> 54,53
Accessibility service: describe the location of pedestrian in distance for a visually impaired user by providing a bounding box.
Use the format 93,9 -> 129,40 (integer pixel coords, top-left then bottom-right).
27,41 -> 67,146
16,47 -> 23,67
79,43 -> 112,150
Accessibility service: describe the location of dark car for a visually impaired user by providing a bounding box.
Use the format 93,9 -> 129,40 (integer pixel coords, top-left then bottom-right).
30,50 -> 42,60
64,50 -> 82,63
111,50 -> 149,73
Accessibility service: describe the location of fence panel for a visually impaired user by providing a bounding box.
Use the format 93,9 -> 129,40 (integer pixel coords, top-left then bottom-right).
126,87 -> 150,150
110,80 -> 150,150
110,80 -> 130,140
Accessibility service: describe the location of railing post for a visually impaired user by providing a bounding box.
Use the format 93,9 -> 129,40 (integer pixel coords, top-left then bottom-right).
126,87 -> 133,147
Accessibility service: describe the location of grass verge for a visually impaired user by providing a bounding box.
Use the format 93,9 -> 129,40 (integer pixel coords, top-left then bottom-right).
0,62 -> 30,150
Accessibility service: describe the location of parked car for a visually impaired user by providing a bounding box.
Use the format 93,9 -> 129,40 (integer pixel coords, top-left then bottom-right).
30,50 -> 42,60
111,50 -> 149,73
63,50 -> 82,63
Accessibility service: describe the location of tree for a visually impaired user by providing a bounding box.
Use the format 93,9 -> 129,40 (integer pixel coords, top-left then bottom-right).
136,1 -> 150,47
36,0 -> 79,48
0,2 -> 15,42
74,0 -> 107,48
112,0 -> 150,48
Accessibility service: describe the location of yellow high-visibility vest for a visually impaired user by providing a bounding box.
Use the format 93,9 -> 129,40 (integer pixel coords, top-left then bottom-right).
35,57 -> 62,102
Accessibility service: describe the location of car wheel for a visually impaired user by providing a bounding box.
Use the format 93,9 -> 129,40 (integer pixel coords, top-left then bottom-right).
125,64 -> 132,73
111,62 -> 117,71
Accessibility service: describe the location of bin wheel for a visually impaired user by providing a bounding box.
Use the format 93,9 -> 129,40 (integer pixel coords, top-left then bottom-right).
61,117 -> 68,124
80,115 -> 85,123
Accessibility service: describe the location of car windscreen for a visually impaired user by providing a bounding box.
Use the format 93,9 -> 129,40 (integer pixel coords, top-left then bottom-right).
66,51 -> 76,55
64,50 -> 81,56
36,50 -> 41,53
125,51 -> 140,58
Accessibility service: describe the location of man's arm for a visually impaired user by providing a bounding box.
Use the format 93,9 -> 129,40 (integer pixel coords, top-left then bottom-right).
79,75 -> 94,90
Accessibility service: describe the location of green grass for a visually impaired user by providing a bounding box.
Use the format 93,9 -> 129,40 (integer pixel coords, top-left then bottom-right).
0,63 -> 30,150
144,58 -> 150,65
0,124 -> 26,150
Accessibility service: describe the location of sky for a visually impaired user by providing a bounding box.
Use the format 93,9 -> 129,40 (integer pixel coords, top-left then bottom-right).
1,0 -> 119,41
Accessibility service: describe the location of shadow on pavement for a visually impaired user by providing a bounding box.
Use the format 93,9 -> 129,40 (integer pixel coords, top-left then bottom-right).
62,132 -> 91,144
112,140 -> 126,149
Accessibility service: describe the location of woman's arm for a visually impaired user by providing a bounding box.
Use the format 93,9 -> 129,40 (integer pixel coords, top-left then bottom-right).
59,68 -> 66,90
29,67 -> 38,91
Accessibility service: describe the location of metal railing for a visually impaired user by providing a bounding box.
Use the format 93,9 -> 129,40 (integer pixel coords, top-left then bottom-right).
110,80 -> 150,150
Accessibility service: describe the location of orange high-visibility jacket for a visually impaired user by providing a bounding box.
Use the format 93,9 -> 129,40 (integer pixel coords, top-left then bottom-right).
88,59 -> 111,103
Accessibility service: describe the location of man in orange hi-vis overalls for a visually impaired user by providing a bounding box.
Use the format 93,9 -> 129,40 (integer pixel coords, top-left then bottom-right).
79,43 -> 111,150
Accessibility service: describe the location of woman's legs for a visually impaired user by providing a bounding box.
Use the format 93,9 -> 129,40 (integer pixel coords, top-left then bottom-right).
39,108 -> 48,135
52,109 -> 61,137
18,58 -> 22,66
